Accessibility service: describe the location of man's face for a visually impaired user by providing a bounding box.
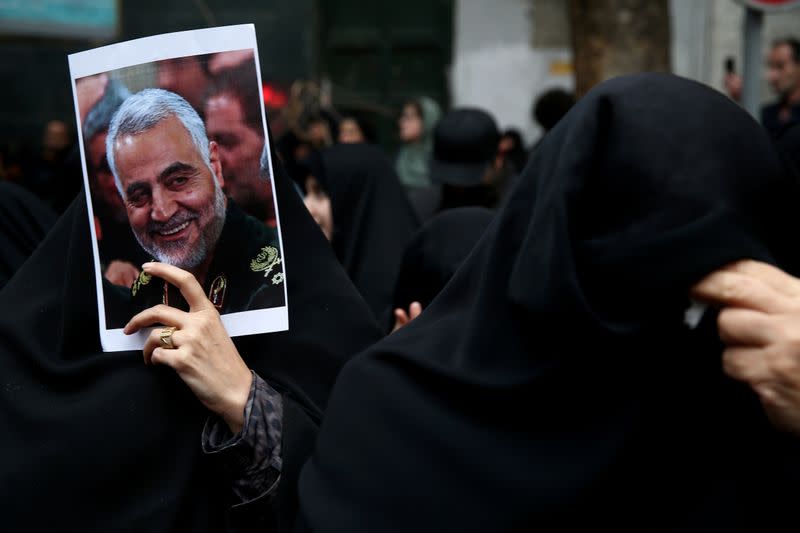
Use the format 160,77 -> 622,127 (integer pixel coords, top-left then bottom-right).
88,131 -> 126,218
112,115 -> 226,270
767,44 -> 800,98
205,92 -> 272,215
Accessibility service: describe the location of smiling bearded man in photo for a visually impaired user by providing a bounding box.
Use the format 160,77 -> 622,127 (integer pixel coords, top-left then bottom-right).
104,88 -> 284,325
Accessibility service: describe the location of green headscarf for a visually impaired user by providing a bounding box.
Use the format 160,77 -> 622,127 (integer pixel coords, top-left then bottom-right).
395,96 -> 442,188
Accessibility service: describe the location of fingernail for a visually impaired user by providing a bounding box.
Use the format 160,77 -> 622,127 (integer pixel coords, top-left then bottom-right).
142,262 -> 153,270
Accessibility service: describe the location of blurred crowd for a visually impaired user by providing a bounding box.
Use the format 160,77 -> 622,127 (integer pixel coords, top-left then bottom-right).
0,47 -> 580,330
4,35 -> 800,330
3,35 -> 800,330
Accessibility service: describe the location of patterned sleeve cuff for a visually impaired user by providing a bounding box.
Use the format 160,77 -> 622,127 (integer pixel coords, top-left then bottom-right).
201,370 -> 284,506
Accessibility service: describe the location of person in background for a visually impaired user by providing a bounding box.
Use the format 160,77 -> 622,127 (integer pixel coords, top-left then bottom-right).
530,87 -> 576,152
495,128 -> 528,175
81,78 -> 147,288
42,120 -> 71,163
306,113 -> 336,150
406,108 -> 503,222
337,114 -> 376,144
204,61 -> 276,227
282,81 -> 337,151
391,207 -> 494,332
25,119 -> 82,213
295,144 -> 419,323
395,96 -> 441,188
725,38 -> 800,138
762,38 -> 800,138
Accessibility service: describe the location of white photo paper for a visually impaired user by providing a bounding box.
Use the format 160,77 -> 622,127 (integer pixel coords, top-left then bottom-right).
69,25 -> 289,352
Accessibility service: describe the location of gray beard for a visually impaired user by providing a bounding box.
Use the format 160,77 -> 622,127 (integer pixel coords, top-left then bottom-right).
133,184 -> 226,270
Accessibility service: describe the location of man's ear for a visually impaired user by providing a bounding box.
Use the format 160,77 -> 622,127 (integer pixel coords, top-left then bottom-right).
208,141 -> 225,188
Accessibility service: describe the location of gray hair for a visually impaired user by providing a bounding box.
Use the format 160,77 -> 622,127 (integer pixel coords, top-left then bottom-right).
82,79 -> 131,142
106,88 -> 212,196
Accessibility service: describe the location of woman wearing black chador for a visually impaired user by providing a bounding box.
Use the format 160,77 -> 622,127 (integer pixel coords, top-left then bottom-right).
296,74 -> 800,532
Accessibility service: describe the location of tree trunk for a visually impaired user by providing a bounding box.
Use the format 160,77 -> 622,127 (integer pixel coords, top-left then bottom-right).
569,0 -> 671,97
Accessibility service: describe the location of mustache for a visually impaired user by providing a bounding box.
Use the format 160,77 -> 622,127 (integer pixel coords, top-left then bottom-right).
147,211 -> 198,235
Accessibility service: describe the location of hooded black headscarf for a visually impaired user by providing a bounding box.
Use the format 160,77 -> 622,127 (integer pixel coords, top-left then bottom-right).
316,143 -> 419,322
0,181 -> 57,290
392,206 -> 493,314
0,130 -> 382,531
295,74 -> 800,531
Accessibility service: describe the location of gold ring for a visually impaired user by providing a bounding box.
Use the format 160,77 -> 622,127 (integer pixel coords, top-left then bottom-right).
160,326 -> 177,349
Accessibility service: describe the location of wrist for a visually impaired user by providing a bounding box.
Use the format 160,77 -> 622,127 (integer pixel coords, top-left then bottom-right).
222,369 -> 253,434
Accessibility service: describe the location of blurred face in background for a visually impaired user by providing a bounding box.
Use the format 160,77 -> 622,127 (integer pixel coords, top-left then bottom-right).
205,91 -> 271,218
303,175 -> 333,241
157,57 -> 210,111
88,131 -> 126,220
338,118 -> 365,144
767,43 -> 800,100
398,103 -> 423,143
307,118 -> 333,149
42,120 -> 70,161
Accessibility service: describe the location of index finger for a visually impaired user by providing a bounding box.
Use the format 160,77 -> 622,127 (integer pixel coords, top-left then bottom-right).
690,270 -> 790,314
141,262 -> 212,311
724,260 -> 800,298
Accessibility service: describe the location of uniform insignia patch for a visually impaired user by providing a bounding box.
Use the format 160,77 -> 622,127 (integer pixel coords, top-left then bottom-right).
131,270 -> 152,297
208,274 -> 227,309
250,246 -> 281,278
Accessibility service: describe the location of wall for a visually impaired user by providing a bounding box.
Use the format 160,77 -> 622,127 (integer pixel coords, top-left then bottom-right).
450,0 -> 573,146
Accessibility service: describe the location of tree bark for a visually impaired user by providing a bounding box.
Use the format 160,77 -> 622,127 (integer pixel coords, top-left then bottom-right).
569,0 -> 671,97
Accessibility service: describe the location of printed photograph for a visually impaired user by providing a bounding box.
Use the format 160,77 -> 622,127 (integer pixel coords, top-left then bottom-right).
69,26 -> 288,351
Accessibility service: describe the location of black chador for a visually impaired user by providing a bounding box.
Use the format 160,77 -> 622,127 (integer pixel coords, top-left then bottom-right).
0,139 -> 382,532
295,74 -> 800,532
